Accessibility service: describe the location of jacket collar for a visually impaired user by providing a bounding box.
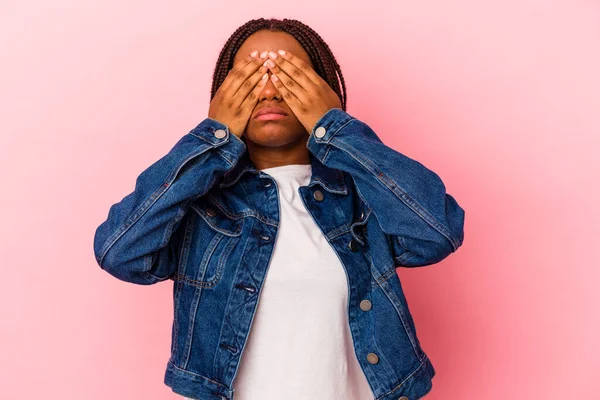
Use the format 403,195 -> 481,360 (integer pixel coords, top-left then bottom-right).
219,150 -> 348,195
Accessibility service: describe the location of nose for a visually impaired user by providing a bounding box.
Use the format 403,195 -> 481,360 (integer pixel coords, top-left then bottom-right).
258,71 -> 282,102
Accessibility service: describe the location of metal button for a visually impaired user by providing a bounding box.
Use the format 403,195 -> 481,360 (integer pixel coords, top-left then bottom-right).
398,397 -> 409,400
359,299 -> 372,311
348,239 -> 358,251
366,352 -> 379,364
263,181 -> 272,187
313,190 -> 324,201
206,207 -> 216,217
214,129 -> 227,139
360,209 -> 365,219
314,126 -> 326,138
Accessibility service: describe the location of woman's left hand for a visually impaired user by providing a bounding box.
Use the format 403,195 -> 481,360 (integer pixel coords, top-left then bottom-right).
264,50 -> 342,134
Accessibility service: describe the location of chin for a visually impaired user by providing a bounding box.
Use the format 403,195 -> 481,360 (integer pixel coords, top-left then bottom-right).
245,124 -> 299,147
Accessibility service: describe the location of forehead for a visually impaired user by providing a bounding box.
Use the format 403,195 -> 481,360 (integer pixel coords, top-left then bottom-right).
233,30 -> 313,67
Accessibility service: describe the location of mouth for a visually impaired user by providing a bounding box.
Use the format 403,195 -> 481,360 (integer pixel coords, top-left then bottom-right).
254,107 -> 289,121
254,113 -> 288,121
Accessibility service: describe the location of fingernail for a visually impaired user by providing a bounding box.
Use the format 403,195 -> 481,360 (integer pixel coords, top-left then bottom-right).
250,50 -> 258,57
267,59 -> 275,68
262,73 -> 268,80
268,51 -> 277,59
271,74 -> 279,82
259,51 -> 268,59
278,50 -> 286,56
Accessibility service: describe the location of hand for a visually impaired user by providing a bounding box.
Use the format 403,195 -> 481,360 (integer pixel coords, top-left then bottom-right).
208,51 -> 270,138
263,50 -> 342,134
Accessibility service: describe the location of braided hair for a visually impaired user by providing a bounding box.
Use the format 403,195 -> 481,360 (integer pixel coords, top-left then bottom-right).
210,18 -> 347,112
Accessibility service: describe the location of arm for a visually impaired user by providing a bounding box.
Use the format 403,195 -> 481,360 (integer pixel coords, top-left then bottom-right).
306,108 -> 465,267
93,118 -> 246,284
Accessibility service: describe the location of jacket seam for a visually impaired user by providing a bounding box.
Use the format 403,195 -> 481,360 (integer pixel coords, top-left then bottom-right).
325,115 -> 356,142
98,146 -> 215,267
325,133 -> 459,251
376,354 -> 430,399
372,265 -> 397,287
394,251 -> 419,266
167,360 -> 230,389
374,273 -> 422,359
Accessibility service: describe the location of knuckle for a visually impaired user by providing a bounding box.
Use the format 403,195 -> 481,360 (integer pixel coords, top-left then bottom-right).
234,69 -> 245,80
284,91 -> 293,100
247,91 -> 256,101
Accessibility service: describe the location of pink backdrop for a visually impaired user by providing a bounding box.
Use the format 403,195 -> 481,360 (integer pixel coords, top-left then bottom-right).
2,1 -> 598,399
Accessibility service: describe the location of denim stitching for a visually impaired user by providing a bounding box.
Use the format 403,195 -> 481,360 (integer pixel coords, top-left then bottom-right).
175,235 -> 236,288
98,148 -> 214,266
376,355 -> 430,399
374,275 -> 421,359
167,360 -> 230,389
189,204 -> 243,237
328,134 -> 459,251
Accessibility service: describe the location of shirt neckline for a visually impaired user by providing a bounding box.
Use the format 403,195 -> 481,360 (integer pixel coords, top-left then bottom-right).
260,163 -> 312,175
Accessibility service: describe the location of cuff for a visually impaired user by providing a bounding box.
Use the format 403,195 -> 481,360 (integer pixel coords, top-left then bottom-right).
189,117 -> 247,163
306,108 -> 355,160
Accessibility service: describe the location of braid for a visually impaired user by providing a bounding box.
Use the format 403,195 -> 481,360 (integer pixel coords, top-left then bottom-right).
210,18 -> 347,111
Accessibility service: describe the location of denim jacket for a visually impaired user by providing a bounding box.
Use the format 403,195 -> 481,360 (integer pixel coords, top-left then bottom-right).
93,108 -> 465,400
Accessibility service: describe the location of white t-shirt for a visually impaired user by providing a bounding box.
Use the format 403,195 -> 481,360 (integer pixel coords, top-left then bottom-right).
185,163 -> 373,400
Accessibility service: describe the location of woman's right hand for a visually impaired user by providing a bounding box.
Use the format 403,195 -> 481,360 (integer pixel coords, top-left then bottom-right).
208,51 -> 270,138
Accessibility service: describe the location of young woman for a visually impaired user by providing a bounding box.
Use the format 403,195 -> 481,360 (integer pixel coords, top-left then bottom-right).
94,18 -> 465,400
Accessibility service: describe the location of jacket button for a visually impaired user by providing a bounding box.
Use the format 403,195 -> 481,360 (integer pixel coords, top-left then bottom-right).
360,209 -> 365,219
348,239 -> 358,251
359,299 -> 372,311
366,352 -> 379,364
206,207 -> 216,217
263,181 -> 272,187
313,190 -> 324,201
398,397 -> 409,400
214,129 -> 227,139
314,126 -> 327,138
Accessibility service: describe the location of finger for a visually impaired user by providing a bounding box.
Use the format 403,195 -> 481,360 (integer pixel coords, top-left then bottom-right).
230,54 -> 265,95
269,72 -> 302,109
231,64 -> 269,106
267,66 -> 309,104
274,50 -> 324,87
220,51 -> 263,93
265,51 -> 315,92
240,71 -> 269,112
218,51 -> 254,93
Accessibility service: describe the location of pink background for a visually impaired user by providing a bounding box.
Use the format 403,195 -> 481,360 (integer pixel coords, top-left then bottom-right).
2,1 -> 598,399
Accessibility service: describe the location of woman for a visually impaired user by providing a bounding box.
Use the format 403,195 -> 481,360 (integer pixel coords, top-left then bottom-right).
93,17 -> 465,400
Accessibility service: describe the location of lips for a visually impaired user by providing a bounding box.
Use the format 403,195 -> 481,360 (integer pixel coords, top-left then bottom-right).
254,106 -> 288,119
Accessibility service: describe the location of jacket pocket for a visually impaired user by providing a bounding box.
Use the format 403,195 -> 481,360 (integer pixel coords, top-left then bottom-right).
175,200 -> 243,288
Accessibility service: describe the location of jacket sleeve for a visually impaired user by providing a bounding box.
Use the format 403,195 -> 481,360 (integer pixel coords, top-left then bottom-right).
306,108 -> 465,268
93,117 -> 246,285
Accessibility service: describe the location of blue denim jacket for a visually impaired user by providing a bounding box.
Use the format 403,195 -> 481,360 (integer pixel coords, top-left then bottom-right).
93,108 -> 465,400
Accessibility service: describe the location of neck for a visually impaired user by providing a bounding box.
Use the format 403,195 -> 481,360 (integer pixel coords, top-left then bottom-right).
246,138 -> 311,170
